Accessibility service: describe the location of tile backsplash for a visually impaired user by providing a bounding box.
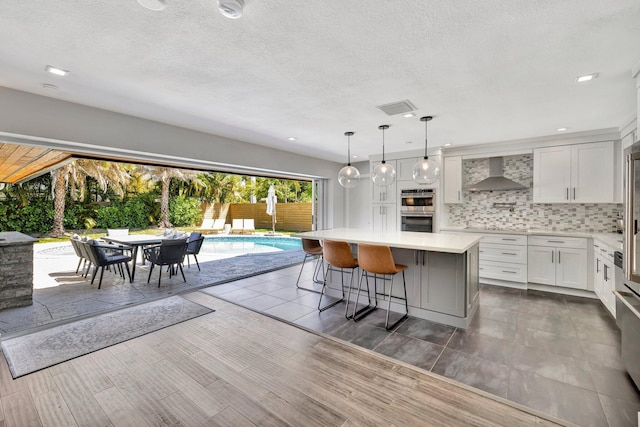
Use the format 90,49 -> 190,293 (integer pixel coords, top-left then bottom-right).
445,154 -> 621,232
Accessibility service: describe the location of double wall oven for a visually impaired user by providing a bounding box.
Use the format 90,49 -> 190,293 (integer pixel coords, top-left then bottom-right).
400,189 -> 436,233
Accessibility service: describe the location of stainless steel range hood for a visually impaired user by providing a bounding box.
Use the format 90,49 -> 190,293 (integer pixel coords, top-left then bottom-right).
467,157 -> 526,191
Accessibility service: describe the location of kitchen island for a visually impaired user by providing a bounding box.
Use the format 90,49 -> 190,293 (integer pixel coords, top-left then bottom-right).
294,228 -> 481,329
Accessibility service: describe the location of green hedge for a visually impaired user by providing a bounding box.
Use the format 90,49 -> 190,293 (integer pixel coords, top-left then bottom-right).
169,195 -> 202,226
0,199 -> 54,234
94,198 -> 151,229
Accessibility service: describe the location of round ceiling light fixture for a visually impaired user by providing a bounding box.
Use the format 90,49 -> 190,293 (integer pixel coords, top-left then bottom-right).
218,0 -> 244,18
136,0 -> 166,11
372,125 -> 396,187
412,116 -> 440,185
338,131 -> 360,189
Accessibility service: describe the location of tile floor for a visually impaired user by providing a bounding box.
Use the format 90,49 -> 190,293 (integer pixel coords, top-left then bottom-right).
202,263 -> 640,427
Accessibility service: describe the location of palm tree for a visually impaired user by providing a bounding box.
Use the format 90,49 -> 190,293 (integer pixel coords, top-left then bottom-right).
50,160 -> 130,236
139,166 -> 203,228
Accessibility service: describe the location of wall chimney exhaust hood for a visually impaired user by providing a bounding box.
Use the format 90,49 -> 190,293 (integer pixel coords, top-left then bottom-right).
467,157 -> 526,191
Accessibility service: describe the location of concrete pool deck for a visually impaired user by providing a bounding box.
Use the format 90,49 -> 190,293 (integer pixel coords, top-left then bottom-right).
0,241 -> 305,336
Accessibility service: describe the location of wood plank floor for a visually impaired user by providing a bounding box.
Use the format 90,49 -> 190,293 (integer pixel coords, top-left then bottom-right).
0,291 -> 568,427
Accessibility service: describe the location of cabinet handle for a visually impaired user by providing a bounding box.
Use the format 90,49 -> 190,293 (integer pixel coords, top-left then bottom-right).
558,250 -> 561,264
422,251 -> 426,266
502,252 -> 517,256
551,251 -> 554,263
502,238 -> 517,241
596,258 -> 600,273
458,190 -> 461,201
573,188 -> 576,200
566,188 -> 569,200
502,270 -> 517,274
604,264 -> 608,281
600,248 -> 606,253
415,250 -> 419,265
547,240 -> 565,243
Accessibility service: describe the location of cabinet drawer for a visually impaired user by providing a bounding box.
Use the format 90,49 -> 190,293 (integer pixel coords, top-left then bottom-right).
479,260 -> 527,283
480,234 -> 527,245
528,235 -> 587,249
593,239 -> 616,262
479,243 -> 527,264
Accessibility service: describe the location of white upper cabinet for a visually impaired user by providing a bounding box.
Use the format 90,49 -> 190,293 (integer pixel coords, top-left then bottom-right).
533,141 -> 614,203
443,156 -> 463,204
397,157 -> 420,181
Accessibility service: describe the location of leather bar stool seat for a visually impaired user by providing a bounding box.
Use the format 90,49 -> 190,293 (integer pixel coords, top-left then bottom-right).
296,238 -> 324,292
320,240 -> 361,316
356,243 -> 409,330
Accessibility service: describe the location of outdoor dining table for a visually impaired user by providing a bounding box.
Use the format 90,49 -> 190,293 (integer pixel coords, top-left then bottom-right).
101,234 -> 166,281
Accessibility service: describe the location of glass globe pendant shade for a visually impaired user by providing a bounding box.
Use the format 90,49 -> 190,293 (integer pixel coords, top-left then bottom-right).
338,165 -> 360,188
372,161 -> 396,187
338,131 -> 360,188
412,158 -> 440,185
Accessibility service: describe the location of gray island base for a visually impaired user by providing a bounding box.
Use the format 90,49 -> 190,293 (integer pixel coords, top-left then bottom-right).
294,228 -> 480,329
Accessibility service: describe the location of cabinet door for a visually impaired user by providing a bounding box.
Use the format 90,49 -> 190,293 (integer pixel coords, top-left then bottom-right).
527,246 -> 556,285
371,160 -> 397,202
555,248 -> 588,289
593,253 -> 604,298
602,259 -> 616,317
389,248 -> 421,307
346,174 -> 371,229
571,142 -> 614,203
371,204 -> 397,232
397,158 -> 420,181
443,156 -> 463,204
533,146 -> 572,203
421,251 -> 466,317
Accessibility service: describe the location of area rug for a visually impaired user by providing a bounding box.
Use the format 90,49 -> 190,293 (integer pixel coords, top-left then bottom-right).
1,295 -> 213,378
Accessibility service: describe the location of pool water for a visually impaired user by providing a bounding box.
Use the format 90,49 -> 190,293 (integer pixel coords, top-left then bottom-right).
200,235 -> 302,255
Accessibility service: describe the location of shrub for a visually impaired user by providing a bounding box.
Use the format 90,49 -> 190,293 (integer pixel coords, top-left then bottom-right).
169,196 -> 202,226
95,198 -> 152,229
0,199 -> 54,234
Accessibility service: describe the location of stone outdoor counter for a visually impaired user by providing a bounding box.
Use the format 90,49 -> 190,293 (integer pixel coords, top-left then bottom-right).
0,232 -> 38,310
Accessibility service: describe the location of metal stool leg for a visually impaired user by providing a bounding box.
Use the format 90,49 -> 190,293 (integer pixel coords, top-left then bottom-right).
351,270 -> 377,321
318,264 -> 347,312
296,254 -> 324,293
384,270 -> 408,330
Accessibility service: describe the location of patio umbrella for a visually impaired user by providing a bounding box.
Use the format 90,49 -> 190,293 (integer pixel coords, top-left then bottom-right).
266,185 -> 277,234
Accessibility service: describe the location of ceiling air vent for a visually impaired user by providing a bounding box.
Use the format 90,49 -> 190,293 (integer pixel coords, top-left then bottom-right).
376,100 -> 417,116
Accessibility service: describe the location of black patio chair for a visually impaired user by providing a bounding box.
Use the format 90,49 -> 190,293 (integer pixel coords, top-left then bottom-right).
185,232 -> 205,271
144,238 -> 188,287
84,240 -> 132,289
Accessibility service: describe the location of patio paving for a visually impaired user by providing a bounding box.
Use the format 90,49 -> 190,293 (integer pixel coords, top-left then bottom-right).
0,241 -> 305,336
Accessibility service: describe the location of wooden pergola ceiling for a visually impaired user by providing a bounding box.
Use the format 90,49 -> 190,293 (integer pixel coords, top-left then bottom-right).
0,142 -> 73,184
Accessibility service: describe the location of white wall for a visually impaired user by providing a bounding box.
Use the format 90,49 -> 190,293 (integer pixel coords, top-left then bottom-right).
0,86 -> 346,228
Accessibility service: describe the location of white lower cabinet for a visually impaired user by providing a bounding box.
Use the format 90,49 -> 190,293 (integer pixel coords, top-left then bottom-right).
593,240 -> 616,317
527,236 -> 588,290
371,204 -> 397,232
478,234 -> 528,284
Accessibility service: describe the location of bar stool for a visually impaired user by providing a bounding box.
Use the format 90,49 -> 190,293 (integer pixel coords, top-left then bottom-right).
355,243 -> 409,330
320,240 -> 361,316
295,238 -> 324,292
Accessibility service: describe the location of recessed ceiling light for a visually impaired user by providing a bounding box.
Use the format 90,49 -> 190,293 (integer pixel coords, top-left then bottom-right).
137,0 -> 166,11
443,143 -> 452,147
42,83 -> 58,90
45,65 -> 68,76
557,127 -> 568,132
403,113 -> 416,118
575,73 -> 598,83
287,137 -> 297,141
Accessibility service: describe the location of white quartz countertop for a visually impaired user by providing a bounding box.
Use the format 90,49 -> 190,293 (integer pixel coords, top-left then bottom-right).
294,228 -> 481,254
440,226 -> 623,251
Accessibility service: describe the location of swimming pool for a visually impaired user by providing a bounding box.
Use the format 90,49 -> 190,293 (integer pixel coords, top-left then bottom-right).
200,235 -> 302,255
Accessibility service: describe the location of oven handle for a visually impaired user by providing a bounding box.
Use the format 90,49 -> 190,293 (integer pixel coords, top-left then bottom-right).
400,213 -> 434,217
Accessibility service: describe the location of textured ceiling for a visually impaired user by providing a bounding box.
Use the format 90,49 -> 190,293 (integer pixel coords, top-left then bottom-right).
0,0 -> 639,163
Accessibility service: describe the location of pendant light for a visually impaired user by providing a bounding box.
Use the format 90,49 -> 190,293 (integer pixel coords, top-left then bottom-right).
338,131 -> 360,188
372,125 -> 397,187
412,116 -> 440,185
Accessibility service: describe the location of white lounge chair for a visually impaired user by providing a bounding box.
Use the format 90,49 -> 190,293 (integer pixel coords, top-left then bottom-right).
243,219 -> 255,234
231,219 -> 244,234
